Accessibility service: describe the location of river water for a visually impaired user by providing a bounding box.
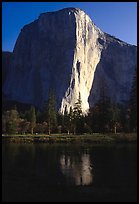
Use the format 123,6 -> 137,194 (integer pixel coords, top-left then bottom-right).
2,143 -> 137,202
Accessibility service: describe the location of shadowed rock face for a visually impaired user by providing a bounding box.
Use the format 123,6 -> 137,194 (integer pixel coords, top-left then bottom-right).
89,34 -> 137,106
2,52 -> 13,85
2,8 -> 137,113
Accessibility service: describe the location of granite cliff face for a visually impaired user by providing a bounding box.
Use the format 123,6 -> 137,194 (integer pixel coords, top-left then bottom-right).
89,34 -> 137,106
3,8 -> 137,113
2,51 -> 13,85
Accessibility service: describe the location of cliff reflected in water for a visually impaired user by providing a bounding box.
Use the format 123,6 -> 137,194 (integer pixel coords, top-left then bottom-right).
60,153 -> 93,186
2,143 -> 137,202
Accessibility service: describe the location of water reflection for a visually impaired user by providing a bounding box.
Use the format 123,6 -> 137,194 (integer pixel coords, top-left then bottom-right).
60,153 -> 93,186
2,143 -> 137,202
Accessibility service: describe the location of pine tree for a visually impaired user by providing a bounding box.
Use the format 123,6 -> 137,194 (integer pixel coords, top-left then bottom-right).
129,68 -> 137,132
94,80 -> 111,133
73,93 -> 82,118
63,108 -> 70,134
68,107 -> 74,134
29,106 -> 36,134
73,93 -> 83,134
110,102 -> 120,134
4,107 -> 19,134
43,89 -> 57,135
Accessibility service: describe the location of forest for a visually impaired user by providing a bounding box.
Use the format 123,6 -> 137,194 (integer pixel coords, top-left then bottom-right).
2,71 -> 137,135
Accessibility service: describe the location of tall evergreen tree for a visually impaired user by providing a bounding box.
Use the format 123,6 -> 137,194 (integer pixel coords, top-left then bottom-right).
4,107 -> 19,134
118,103 -> 129,132
73,93 -> 82,119
68,106 -> 74,134
73,93 -> 84,134
96,98 -> 112,133
63,108 -> 70,134
129,68 -> 137,132
29,106 -> 36,134
90,79 -> 112,133
110,102 -> 121,134
88,105 -> 99,133
44,89 -> 57,135
98,83 -> 111,133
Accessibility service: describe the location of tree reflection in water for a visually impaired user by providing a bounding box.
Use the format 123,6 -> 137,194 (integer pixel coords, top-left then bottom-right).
60,153 -> 93,186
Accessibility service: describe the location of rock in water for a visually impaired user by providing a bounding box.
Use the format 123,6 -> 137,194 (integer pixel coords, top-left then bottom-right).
2,8 -> 137,113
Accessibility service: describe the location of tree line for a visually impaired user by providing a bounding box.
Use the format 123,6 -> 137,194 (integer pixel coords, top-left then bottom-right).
2,71 -> 137,135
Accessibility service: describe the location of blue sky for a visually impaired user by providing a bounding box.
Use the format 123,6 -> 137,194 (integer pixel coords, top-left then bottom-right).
2,2 -> 137,52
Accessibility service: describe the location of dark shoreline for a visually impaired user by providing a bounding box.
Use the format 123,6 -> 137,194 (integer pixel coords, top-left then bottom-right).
2,133 -> 137,144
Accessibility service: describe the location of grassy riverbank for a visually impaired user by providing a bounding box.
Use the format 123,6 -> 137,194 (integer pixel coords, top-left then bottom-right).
2,133 -> 137,144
